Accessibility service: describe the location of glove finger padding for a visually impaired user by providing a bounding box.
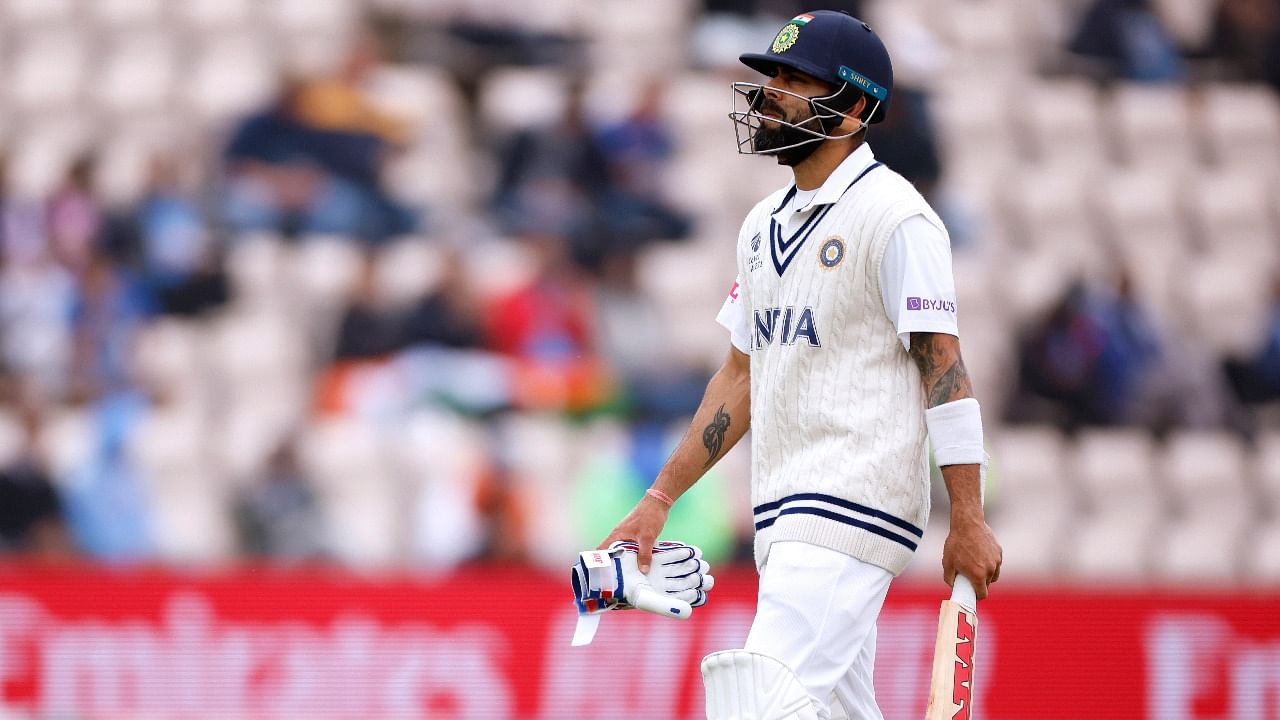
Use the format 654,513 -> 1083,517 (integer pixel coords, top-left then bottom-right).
628,541 -> 712,594
657,559 -> 712,592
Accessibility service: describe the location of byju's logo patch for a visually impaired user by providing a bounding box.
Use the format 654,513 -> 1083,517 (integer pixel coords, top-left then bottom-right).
906,297 -> 956,313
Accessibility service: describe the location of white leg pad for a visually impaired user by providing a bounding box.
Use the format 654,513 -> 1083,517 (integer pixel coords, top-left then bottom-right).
701,650 -> 820,720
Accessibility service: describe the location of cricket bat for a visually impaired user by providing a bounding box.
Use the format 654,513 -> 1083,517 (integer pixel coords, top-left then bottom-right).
924,575 -> 978,720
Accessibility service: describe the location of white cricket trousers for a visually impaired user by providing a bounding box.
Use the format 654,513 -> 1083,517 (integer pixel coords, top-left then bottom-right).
743,541 -> 893,720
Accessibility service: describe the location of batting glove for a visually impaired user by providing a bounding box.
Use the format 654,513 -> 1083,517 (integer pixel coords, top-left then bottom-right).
569,540 -> 715,645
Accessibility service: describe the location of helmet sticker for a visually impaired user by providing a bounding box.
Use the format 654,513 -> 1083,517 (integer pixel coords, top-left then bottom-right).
771,24 -> 800,54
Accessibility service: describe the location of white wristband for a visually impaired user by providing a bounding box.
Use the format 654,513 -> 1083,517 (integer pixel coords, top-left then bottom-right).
925,398 -> 985,467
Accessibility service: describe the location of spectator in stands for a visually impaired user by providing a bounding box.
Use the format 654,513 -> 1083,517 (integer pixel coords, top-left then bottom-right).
1223,275 -> 1280,408
47,157 -> 103,276
235,441 -> 321,559
593,78 -> 693,265
486,232 -> 593,362
333,254 -> 405,361
1068,0 -> 1186,81
471,463 -> 530,564
70,255 -> 154,397
485,232 -> 615,412
402,248 -> 485,351
0,401 -> 73,557
1202,0 -> 1280,90
490,84 -> 610,266
1011,274 -> 1195,429
222,34 -> 416,244
1011,281 -> 1110,427
1090,273 -> 1169,425
0,254 -> 78,402
132,154 -> 227,317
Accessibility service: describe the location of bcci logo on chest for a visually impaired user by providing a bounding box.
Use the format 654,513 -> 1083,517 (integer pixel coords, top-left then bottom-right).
752,305 -> 821,350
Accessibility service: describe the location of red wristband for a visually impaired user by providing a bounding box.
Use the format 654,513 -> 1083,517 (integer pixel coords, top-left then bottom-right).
645,488 -> 674,508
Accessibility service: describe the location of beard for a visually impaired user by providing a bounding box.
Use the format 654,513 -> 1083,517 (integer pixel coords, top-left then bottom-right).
751,105 -> 825,166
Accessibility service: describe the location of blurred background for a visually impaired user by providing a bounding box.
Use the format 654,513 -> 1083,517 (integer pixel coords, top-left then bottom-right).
0,0 -> 1278,717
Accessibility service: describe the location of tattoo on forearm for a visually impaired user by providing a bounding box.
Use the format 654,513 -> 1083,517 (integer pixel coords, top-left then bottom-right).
909,333 -> 974,408
702,405 -> 731,467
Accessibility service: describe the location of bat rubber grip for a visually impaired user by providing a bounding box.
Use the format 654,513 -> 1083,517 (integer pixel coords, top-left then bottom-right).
951,575 -> 977,612
631,585 -> 693,620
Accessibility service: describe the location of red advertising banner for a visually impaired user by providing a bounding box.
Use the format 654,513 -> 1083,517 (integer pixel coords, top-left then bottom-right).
0,565 -> 1275,719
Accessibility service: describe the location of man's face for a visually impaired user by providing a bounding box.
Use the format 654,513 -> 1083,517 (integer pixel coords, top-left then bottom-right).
751,67 -> 837,165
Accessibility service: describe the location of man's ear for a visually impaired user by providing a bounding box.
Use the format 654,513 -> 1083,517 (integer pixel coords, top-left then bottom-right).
840,95 -> 868,133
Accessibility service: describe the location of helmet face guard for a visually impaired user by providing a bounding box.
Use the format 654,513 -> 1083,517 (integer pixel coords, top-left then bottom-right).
728,80 -> 881,159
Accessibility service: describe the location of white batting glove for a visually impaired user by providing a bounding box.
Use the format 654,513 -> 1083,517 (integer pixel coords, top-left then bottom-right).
613,540 -> 715,608
569,540 -> 715,645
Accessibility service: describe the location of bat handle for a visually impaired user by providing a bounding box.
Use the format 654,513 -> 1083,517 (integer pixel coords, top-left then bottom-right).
951,574 -> 977,613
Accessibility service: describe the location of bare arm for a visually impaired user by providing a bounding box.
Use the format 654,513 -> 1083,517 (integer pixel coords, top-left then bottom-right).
909,332 -> 1003,599
599,345 -> 751,570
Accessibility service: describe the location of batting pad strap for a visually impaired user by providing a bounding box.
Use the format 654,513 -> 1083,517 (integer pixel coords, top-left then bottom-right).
925,398 -> 984,467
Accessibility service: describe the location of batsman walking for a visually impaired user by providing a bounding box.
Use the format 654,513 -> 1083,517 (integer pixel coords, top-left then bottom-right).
599,10 -> 1002,719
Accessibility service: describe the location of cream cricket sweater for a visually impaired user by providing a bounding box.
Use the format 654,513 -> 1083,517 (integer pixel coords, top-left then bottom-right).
733,146 -> 946,576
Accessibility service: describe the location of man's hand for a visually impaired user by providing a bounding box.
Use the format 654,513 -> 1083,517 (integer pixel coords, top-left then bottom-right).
942,515 -> 1002,601
598,494 -> 670,573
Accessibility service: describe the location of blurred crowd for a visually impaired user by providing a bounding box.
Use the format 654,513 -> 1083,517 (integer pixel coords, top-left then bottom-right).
0,0 -> 1278,575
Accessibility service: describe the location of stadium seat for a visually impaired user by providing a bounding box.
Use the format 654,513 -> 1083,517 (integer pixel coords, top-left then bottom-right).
478,68 -> 570,134
396,410 -> 489,568
299,418 -> 401,566
1151,517 -> 1244,583
498,412 -> 580,566
1198,83 -> 1280,169
183,34 -> 278,124
1017,77 -> 1108,169
1002,165 -> 1099,261
1075,429 -> 1160,505
130,320 -> 208,405
1151,0 -> 1220,49
128,404 -> 236,562
8,29 -> 87,112
997,246 -> 1079,325
1150,431 -> 1253,582
1068,512 -> 1158,581
1185,169 -> 1275,259
587,0 -> 694,71
226,233 -> 291,310
290,235 -> 365,309
175,0 -> 256,30
989,426 -> 1077,579
1091,168 -> 1187,309
87,0 -> 164,28
209,311 -> 308,392
92,33 -> 177,116
2,0 -> 75,25
268,0 -> 356,35
934,80 -> 1018,170
216,398 -> 300,487
1065,430 -> 1165,580
1160,431 -> 1251,516
1256,431 -> 1280,509
1183,255 -> 1272,358
34,407 -> 94,486
1109,83 -> 1197,169
372,236 -> 446,307
1242,520 -> 1280,582
938,0 -> 1027,78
